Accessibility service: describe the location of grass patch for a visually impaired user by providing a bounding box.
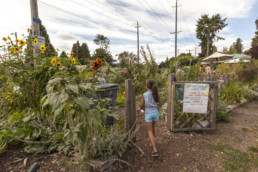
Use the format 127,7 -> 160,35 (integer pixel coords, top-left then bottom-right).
208,143 -> 258,172
249,146 -> 258,153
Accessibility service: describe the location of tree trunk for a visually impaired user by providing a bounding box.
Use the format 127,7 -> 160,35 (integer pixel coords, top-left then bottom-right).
206,35 -> 210,57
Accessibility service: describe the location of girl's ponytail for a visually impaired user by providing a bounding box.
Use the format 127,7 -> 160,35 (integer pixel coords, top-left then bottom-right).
147,79 -> 159,102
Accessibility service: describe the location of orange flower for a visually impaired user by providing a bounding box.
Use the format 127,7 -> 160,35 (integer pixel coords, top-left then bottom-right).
91,58 -> 103,71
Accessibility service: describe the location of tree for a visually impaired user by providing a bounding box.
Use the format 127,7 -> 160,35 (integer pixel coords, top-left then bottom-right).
92,34 -> 113,65
59,51 -> 68,58
93,34 -> 110,49
196,14 -> 227,56
229,38 -> 243,54
71,41 -> 91,64
40,24 -> 57,57
117,51 -> 137,68
92,48 -> 113,65
249,19 -> 258,59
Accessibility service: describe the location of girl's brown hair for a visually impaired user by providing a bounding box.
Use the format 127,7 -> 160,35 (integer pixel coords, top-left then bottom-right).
146,79 -> 159,102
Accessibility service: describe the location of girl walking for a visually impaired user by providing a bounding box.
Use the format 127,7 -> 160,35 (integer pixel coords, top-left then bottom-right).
138,79 -> 163,157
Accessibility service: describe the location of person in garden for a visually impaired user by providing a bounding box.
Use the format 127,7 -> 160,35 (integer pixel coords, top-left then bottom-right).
199,65 -> 204,74
205,64 -> 211,74
138,79 -> 163,157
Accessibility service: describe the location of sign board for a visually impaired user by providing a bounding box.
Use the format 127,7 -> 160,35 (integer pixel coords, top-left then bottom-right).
33,36 -> 45,48
183,83 -> 209,114
33,18 -> 42,24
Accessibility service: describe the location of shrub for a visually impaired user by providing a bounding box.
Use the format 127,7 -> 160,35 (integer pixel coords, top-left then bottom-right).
236,66 -> 258,83
216,100 -> 230,122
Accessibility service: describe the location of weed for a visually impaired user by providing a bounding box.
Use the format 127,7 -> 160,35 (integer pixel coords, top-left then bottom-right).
208,143 -> 258,172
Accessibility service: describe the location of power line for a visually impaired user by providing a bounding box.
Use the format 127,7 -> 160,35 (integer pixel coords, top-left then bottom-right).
136,0 -> 171,33
158,0 -> 174,19
70,0 -> 132,26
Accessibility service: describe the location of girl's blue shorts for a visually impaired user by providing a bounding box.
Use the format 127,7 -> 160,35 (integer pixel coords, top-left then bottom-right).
145,111 -> 159,122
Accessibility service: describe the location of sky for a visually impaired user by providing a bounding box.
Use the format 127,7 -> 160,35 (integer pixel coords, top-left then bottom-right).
0,0 -> 257,63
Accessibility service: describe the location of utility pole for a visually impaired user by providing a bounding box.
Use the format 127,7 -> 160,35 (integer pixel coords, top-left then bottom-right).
30,0 -> 41,65
186,49 -> 193,54
30,0 -> 40,36
171,0 -> 181,61
135,21 -> 141,64
194,45 -> 198,57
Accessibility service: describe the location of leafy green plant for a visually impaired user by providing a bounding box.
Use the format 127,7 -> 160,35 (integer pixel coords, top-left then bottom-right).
216,100 -> 230,122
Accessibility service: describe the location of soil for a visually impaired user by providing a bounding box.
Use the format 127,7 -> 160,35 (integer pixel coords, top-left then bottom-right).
0,100 -> 257,172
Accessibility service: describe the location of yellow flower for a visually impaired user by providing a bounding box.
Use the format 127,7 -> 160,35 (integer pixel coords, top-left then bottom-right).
40,45 -> 46,52
70,52 -> 74,57
195,64 -> 198,68
14,68 -> 17,72
0,76 -> 2,80
7,93 -> 12,97
27,28 -> 30,32
33,38 -> 38,45
19,39 -> 26,46
51,58 -> 57,66
8,66 -> 11,70
2,37 -> 7,41
14,47 -> 20,53
72,58 -> 76,64
15,39 -> 20,43
8,99 -> 13,103
99,78 -> 102,82
88,74 -> 93,77
8,36 -> 11,41
56,62 -> 62,67
9,50 -> 14,54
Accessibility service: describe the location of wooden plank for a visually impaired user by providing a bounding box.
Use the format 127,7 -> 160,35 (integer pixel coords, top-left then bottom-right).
171,82 -> 176,131
211,83 -> 218,129
125,79 -> 134,133
167,74 -> 173,130
171,128 -> 215,132
174,81 -> 218,85
132,84 -> 136,142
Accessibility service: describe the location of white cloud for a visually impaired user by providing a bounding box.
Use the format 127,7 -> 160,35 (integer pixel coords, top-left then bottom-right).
0,0 -> 256,61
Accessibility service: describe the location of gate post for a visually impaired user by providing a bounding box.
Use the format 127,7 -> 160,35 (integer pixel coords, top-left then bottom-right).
167,74 -> 176,131
125,79 -> 136,141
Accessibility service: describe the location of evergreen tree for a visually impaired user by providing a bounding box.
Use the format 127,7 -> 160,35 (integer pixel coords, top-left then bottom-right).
71,41 -> 91,64
59,51 -> 68,58
196,14 -> 227,56
40,24 -> 56,57
249,19 -> 258,59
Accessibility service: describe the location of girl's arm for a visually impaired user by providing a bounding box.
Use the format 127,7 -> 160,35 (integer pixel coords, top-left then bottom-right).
137,95 -> 145,111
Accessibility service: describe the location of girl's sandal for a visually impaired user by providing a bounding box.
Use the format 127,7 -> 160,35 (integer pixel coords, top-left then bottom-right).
152,152 -> 160,157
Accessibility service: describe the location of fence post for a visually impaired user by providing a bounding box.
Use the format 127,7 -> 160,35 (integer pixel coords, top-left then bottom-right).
167,73 -> 176,131
211,82 -> 218,129
125,79 -> 136,140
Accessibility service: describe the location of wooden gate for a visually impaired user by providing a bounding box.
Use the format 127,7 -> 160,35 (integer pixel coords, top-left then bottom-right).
167,74 -> 219,132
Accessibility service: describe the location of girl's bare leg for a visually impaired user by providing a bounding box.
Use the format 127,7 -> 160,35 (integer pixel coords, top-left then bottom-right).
146,122 -> 157,152
152,121 -> 156,136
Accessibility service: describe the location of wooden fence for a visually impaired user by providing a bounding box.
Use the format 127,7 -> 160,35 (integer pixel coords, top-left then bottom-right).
167,74 -> 219,132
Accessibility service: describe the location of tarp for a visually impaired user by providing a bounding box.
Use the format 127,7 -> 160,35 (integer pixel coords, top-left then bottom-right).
232,53 -> 251,59
225,59 -> 250,63
202,52 -> 233,62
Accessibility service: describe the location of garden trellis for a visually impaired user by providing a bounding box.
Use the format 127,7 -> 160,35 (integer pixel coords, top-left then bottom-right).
167,74 -> 219,132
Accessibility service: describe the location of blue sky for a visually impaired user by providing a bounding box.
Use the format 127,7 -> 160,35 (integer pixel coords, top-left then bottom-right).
0,0 -> 257,63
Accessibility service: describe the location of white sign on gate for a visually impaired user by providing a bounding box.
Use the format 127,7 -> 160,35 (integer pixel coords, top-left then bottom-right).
33,36 -> 45,48
183,83 -> 209,114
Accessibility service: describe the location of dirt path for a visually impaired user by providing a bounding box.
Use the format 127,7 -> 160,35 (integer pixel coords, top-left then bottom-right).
106,100 -> 258,172
0,100 -> 257,172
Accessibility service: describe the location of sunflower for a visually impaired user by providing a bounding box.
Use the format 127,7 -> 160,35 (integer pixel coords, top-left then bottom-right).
96,58 -> 103,68
2,37 -> 7,41
33,38 -> 38,45
72,58 -> 76,64
8,66 -> 11,70
56,62 -> 62,67
99,78 -> 102,82
51,58 -> 57,66
195,64 -> 198,68
27,28 -> 30,33
14,47 -> 20,53
9,50 -> 14,54
19,39 -> 26,46
7,93 -> 12,97
8,99 -> 13,103
88,74 -> 93,77
70,52 -> 74,57
8,36 -> 11,41
91,58 -> 103,71
15,39 -> 20,43
40,45 -> 46,52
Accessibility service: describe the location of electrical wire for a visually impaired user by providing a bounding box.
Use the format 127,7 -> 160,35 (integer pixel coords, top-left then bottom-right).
158,0 -> 174,19
136,0 -> 172,33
